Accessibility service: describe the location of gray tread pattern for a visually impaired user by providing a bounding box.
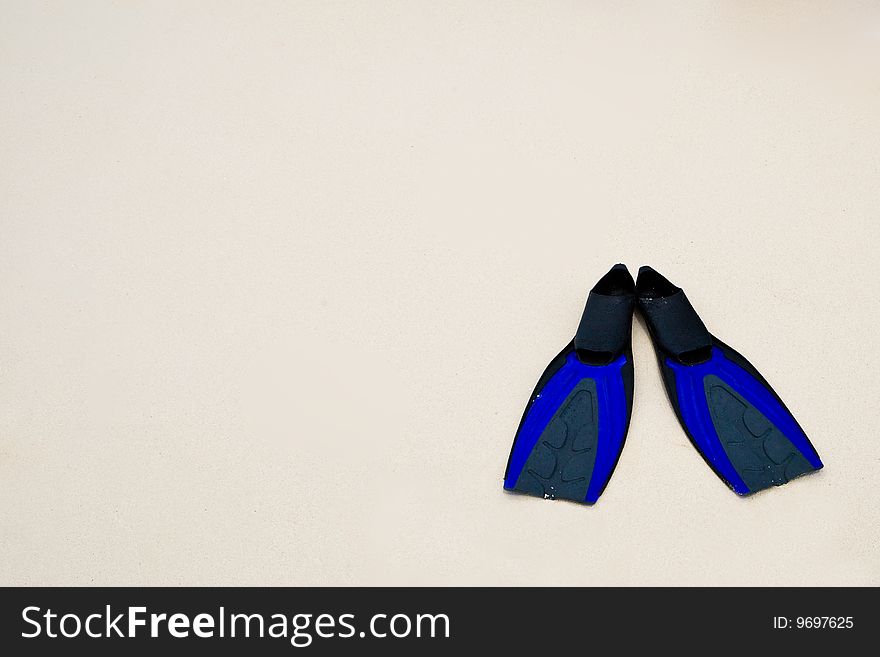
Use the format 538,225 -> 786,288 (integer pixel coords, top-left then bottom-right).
704,375 -> 814,492
513,379 -> 599,502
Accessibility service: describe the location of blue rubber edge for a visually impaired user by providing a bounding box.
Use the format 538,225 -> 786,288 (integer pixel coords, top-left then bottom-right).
504,353 -> 628,503
668,347 -> 823,495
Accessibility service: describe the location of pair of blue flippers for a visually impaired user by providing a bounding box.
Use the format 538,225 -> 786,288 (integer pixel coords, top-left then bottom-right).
503,264 -> 823,504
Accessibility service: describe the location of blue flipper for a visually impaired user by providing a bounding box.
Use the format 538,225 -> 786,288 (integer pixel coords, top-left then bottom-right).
503,265 -> 635,504
636,267 -> 823,495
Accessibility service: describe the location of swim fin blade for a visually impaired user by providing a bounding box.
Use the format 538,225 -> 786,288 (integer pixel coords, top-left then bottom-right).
503,264 -> 635,504
636,266 -> 823,496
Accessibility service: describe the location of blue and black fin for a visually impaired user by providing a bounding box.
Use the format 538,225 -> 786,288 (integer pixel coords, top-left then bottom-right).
636,266 -> 823,496
503,264 -> 635,504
